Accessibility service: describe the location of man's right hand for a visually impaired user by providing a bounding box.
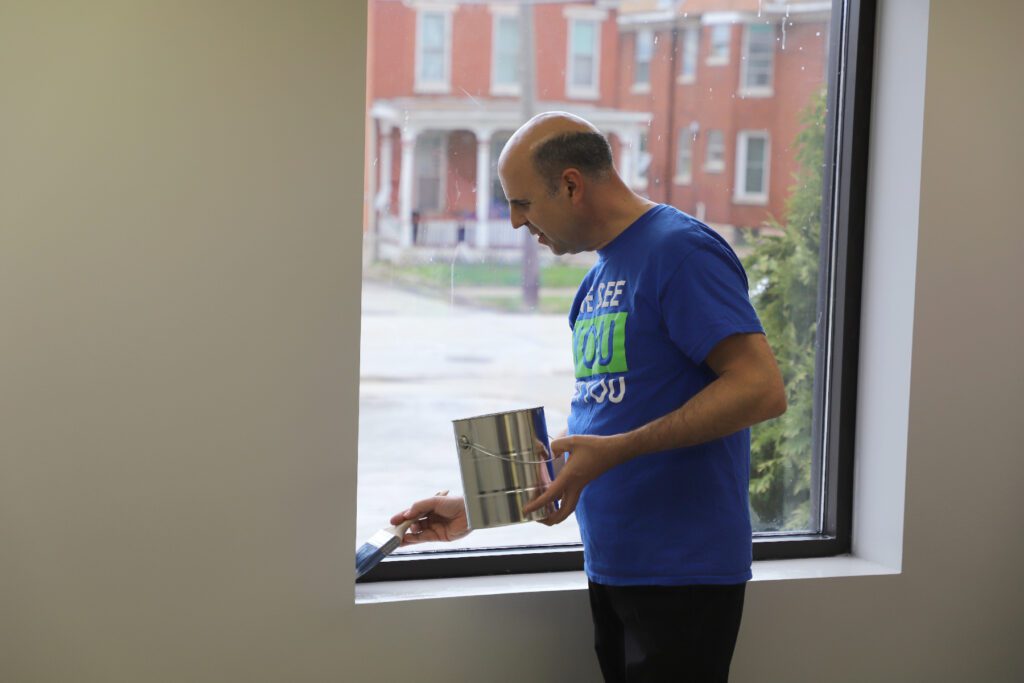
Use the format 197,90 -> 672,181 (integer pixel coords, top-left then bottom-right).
389,494 -> 471,546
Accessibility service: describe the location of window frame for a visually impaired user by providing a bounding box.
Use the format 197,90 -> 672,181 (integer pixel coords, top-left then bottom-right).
414,8 -> 453,94
357,0 -> 876,584
706,23 -> 731,66
674,126 -> 694,185
739,22 -> 775,97
677,24 -> 699,84
490,7 -> 520,96
565,14 -> 602,100
704,129 -> 726,173
632,29 -> 654,93
733,130 -> 770,204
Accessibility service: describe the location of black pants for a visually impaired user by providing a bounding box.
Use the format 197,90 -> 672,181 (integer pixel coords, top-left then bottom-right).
588,581 -> 746,683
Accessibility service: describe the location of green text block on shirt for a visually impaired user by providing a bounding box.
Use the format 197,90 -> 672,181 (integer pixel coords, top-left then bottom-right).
573,312 -> 629,378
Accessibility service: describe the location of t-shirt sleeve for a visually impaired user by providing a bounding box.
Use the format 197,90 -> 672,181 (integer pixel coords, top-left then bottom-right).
661,244 -> 764,365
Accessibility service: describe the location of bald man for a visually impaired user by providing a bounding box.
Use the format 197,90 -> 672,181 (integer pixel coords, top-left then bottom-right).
391,112 -> 786,682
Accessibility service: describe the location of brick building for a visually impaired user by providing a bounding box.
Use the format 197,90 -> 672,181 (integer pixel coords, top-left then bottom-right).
365,0 -> 830,261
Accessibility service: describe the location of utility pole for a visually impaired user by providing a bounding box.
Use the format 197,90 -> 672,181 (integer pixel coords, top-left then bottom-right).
518,3 -> 540,309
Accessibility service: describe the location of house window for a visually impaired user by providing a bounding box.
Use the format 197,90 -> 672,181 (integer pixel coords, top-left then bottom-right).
633,30 -> 653,91
415,9 -> 452,93
414,132 -> 445,213
741,23 -> 775,96
679,24 -> 699,83
567,18 -> 600,99
675,127 -> 693,184
491,12 -> 520,95
734,131 -> 770,204
705,129 -> 725,172
636,131 -> 651,187
707,23 -> 731,65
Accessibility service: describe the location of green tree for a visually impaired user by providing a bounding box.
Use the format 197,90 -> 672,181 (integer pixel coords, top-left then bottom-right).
744,88 -> 827,530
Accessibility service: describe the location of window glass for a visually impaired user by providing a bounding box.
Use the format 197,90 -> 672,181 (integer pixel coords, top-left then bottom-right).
708,23 -> 730,62
418,13 -> 446,84
363,0 -> 845,564
705,129 -> 725,171
570,20 -> 597,89
493,16 -> 519,88
676,128 -> 693,182
742,23 -> 774,90
680,25 -> 699,80
635,30 -> 653,86
742,134 -> 767,195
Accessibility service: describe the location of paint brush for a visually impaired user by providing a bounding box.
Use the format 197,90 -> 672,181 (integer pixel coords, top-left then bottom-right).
355,490 -> 449,580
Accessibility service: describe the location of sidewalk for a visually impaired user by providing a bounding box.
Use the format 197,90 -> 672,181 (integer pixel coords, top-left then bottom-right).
356,281 -> 583,550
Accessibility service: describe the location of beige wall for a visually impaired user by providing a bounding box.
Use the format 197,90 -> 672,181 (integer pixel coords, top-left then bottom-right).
1,1 -> 1022,681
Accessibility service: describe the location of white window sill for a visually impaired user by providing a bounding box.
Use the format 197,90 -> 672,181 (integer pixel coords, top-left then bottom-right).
706,56 -> 729,67
566,89 -> 600,101
490,85 -> 521,97
355,555 -> 900,605
733,194 -> 769,206
677,75 -> 696,85
738,87 -> 774,98
673,175 -> 692,185
630,82 -> 651,94
414,82 -> 451,95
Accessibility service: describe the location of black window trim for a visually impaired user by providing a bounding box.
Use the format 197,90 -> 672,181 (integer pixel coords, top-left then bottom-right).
358,0 -> 875,585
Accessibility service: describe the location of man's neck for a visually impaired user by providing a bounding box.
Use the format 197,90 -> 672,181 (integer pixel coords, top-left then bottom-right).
590,191 -> 658,251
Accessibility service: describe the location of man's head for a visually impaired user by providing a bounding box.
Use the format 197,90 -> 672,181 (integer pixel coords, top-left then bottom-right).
497,111 -> 616,255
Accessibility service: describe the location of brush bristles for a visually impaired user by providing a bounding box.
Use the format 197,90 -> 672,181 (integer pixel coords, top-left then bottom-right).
355,530 -> 402,579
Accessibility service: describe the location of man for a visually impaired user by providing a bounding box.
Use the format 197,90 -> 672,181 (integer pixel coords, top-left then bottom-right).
390,112 -> 786,682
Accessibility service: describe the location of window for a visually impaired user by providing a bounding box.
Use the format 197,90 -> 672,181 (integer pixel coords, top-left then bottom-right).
633,30 -> 653,91
734,131 -> 769,204
414,132 -> 445,213
361,0 -> 875,582
740,23 -> 775,96
675,127 -> 694,184
679,24 -> 699,83
705,129 -> 725,172
636,131 -> 651,187
415,9 -> 451,93
567,18 -> 600,98
707,23 -> 731,65
491,12 -> 520,95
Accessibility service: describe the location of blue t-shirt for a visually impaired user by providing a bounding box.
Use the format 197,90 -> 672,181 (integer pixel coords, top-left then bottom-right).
567,204 -> 764,586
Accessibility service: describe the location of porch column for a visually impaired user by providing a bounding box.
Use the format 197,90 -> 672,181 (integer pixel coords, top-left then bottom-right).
375,125 -> 393,213
474,128 -> 493,250
398,127 -> 418,248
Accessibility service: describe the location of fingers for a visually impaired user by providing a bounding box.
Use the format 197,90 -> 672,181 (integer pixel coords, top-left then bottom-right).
389,495 -> 449,526
550,435 -> 573,456
400,526 -> 447,546
522,478 -> 565,515
540,487 -> 580,526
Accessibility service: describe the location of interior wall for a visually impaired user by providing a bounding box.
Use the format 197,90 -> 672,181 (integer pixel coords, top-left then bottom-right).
1,1 -> 1022,682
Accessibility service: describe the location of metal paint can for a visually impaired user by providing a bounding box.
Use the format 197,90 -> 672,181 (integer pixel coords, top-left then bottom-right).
453,406 -> 560,530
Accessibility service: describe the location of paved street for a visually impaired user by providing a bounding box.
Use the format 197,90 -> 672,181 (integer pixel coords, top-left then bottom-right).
357,280 -> 583,551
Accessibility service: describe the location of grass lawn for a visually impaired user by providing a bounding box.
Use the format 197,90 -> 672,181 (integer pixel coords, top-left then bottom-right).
366,262 -> 587,313
472,294 -> 576,315
373,262 -> 590,289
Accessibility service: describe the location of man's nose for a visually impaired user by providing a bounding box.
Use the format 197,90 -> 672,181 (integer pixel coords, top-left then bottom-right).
509,205 -> 526,230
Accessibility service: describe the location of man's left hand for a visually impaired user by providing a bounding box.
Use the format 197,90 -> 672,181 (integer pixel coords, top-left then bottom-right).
522,434 -> 627,525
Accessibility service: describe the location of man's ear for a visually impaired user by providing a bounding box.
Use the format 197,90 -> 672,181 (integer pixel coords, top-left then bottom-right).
563,169 -> 584,201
